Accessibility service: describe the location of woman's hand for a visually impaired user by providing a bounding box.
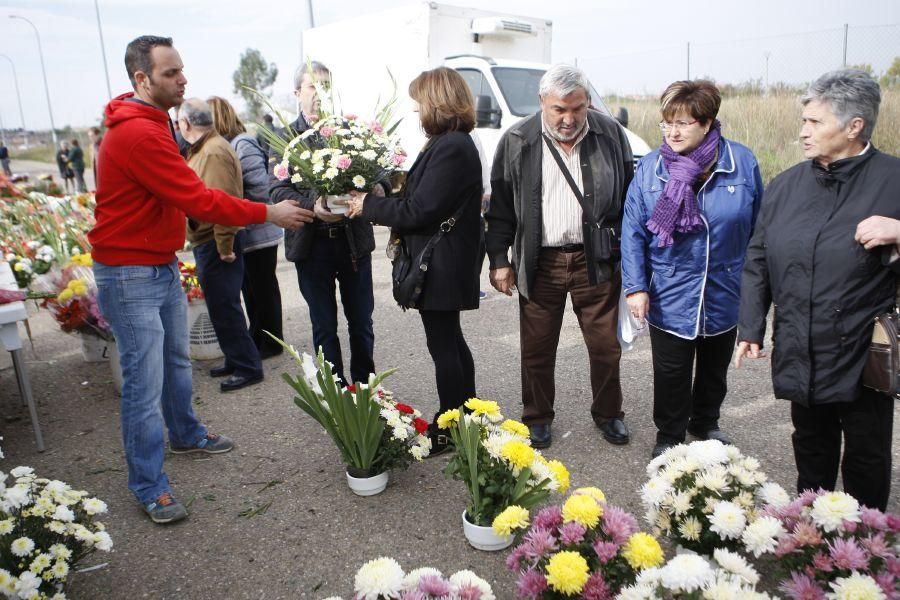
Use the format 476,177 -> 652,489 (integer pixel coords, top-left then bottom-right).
314,196 -> 344,223
346,190 -> 366,218
625,292 -> 649,322
855,216 -> 900,250
734,341 -> 766,368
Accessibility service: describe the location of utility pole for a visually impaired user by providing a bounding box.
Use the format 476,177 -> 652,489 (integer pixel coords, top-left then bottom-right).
842,23 -> 849,67
0,54 -> 28,148
686,42 -> 691,79
94,0 -> 113,99
764,51 -> 771,93
9,15 -> 57,145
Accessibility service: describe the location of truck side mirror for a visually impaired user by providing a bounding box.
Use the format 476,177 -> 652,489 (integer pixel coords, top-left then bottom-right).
615,107 -> 629,128
475,95 -> 501,129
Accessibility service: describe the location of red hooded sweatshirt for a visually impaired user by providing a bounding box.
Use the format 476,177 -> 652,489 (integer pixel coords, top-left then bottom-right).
88,93 -> 268,265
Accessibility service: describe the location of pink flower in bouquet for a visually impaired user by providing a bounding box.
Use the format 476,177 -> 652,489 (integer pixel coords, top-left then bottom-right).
532,505 -> 563,531
581,572 -> 612,600
417,574 -> 452,597
516,569 -> 547,599
779,572 -> 826,600
273,163 -> 289,180
369,120 -> 384,134
811,551 -> 834,573
885,513 -> 900,532
391,152 -> 407,167
402,592 -> 426,600
601,506 -> 639,545
336,155 -> 352,170
559,521 -> 587,545
792,520 -> 824,546
320,126 -> 335,137
775,536 -> 799,557
523,527 -> 557,560
876,573 -> 898,597
506,545 -> 529,571
344,113 -> 358,120
456,584 -> 485,600
593,540 -> 619,564
827,537 -> 868,570
861,508 -> 888,530
861,532 -> 892,558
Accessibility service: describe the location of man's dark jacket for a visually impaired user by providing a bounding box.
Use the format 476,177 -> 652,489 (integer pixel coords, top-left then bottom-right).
362,131 -> 483,311
484,109 -> 634,299
738,147 -> 900,406
268,116 -> 375,263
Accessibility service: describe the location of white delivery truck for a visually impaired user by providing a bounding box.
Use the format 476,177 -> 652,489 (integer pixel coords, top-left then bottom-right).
302,1 -> 651,170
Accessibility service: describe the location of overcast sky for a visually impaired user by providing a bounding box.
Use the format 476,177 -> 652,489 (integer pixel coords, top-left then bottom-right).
1,0 -> 898,130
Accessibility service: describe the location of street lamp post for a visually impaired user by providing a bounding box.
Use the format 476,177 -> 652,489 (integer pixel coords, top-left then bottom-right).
0,54 -> 29,148
93,0 -> 113,99
9,15 -> 57,145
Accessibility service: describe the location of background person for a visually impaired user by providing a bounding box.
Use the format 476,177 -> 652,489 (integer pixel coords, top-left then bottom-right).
621,80 -> 764,459
346,67 -> 483,455
208,96 -> 285,359
88,126 -> 103,188
68,138 -> 87,193
735,68 -> 899,511
56,140 -> 74,194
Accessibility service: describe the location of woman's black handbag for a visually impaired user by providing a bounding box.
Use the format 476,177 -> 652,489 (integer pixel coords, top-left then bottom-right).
389,200 -> 468,310
862,310 -> 900,398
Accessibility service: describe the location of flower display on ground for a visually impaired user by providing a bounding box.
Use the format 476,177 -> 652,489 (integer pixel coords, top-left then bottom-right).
440,399 -> 568,529
321,558 -> 494,599
504,488 -> 662,598
641,440 -> 773,556
0,468 -> 112,599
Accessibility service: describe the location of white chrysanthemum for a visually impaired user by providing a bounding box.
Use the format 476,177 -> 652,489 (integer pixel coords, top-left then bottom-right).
50,559 -> 69,581
11,536 -> 34,557
51,505 -> 75,523
352,175 -> 366,189
14,571 -> 40,597
448,570 -> 494,600
73,525 -> 94,544
10,467 -> 34,479
391,426 -> 409,441
617,583 -> 659,600
670,490 -> 693,515
640,477 -> 674,507
646,444 -> 688,475
0,519 -> 14,535
686,440 -> 732,467
0,569 -> 9,589
353,557 -> 404,600
678,516 -> 703,541
93,531 -> 113,552
81,497 -> 107,516
528,459 -> 555,490
811,492 -> 861,533
5,485 -> 31,509
409,445 -> 425,460
713,548 -> 759,585
29,552 -> 51,574
709,501 -> 747,539
724,445 -> 743,461
695,465 -> 730,493
757,482 -> 790,508
741,516 -> 785,557
47,521 -> 66,534
826,572 -> 886,600
659,554 -> 715,592
401,567 -> 442,591
48,544 -> 71,561
44,481 -> 67,495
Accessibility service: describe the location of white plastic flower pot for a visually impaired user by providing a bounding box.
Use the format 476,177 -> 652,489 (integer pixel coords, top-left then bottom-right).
345,469 -> 389,497
325,193 -> 352,215
108,340 -> 122,396
462,510 -> 513,551
186,301 -> 223,361
81,334 -> 110,362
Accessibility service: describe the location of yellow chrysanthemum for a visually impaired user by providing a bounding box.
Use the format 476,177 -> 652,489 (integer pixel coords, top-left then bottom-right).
436,409 -> 460,429
562,493 -> 602,528
573,487 -> 606,504
69,254 -> 93,267
492,505 -> 530,536
548,460 -> 570,494
545,551 -> 590,596
622,532 -> 664,570
464,398 -> 501,418
57,289 -> 74,303
500,419 -> 530,438
501,440 -> 535,470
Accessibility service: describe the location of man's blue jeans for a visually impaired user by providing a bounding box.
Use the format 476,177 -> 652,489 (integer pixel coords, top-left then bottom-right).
94,260 -> 207,505
295,235 -> 375,385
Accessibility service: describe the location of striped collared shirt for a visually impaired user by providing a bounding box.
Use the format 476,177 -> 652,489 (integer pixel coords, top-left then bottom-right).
541,121 -> 589,246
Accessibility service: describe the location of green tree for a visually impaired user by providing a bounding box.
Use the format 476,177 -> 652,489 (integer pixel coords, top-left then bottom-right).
232,48 -> 279,120
848,63 -> 875,76
880,56 -> 900,89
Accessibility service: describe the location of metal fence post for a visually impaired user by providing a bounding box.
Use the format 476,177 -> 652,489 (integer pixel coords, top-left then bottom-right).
843,23 -> 848,67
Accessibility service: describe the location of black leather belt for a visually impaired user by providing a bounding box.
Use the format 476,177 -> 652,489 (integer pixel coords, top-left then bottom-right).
316,224 -> 346,239
545,243 -> 583,253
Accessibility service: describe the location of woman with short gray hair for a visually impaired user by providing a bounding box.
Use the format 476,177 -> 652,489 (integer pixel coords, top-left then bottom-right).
736,68 -> 900,510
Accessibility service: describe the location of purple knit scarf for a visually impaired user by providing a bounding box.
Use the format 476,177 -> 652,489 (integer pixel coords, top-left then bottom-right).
646,120 -> 721,247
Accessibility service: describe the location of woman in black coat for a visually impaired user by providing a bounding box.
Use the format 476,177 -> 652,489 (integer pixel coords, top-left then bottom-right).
735,69 -> 900,510
347,67 -> 483,454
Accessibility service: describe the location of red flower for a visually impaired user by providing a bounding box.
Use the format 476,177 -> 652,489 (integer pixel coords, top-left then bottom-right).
413,418 -> 429,435
345,384 -> 357,393
395,403 -> 415,415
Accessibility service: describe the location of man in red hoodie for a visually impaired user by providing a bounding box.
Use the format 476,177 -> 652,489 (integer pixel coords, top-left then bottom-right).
89,35 -> 313,524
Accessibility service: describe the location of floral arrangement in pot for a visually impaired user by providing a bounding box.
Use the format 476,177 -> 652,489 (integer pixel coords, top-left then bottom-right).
640,440 -> 776,556
42,258 -> 112,342
0,466 -> 113,599
279,345 -> 430,496
747,489 -> 899,599
502,486 -> 665,598
319,557 -> 495,600
437,399 -> 570,551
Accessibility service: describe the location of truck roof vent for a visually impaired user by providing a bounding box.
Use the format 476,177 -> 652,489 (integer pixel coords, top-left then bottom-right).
470,17 -> 535,37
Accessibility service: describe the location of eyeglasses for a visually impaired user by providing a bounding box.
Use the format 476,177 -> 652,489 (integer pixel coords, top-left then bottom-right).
658,119 -> 699,133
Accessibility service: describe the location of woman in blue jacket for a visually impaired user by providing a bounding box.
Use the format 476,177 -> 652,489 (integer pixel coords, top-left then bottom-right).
621,80 -> 763,459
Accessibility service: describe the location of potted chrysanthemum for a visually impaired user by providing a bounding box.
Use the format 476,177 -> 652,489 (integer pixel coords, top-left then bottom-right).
278,345 -> 431,496
438,399 -> 569,551
501,487 -> 665,598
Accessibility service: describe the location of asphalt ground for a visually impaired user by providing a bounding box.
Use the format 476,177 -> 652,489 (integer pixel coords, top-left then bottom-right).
1,158 -> 898,599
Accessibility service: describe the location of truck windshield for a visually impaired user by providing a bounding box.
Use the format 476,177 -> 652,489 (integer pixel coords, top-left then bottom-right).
492,67 -> 611,118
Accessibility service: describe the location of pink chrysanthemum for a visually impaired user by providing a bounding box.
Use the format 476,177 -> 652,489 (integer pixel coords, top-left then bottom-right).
401,591 -> 426,600
506,544 -> 529,572
559,521 -> 587,545
811,552 -> 833,573
581,572 -> 612,600
860,533 -> 891,558
601,505 -> 638,545
593,540 -> 619,564
779,572 -> 827,600
532,505 -> 563,531
523,527 -> 558,560
860,508 -> 888,530
418,574 -> 452,597
792,521 -> 823,547
775,536 -> 799,557
828,537 -> 869,571
456,584 -> 483,600
516,569 -> 547,599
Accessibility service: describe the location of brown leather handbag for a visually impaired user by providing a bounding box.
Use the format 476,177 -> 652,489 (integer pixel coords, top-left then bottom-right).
862,310 -> 900,398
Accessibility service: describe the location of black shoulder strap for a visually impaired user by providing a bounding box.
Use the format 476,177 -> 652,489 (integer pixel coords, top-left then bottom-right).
541,133 -> 600,227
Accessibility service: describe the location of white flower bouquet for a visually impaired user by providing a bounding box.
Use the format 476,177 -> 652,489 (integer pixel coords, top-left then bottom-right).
320,557 -> 495,600
279,345 -> 431,478
438,400 -> 570,527
617,548 -> 774,599
640,440 -> 771,556
0,467 -> 112,599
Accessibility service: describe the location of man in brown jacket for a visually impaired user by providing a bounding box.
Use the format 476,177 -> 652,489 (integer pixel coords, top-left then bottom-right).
179,97 -> 263,392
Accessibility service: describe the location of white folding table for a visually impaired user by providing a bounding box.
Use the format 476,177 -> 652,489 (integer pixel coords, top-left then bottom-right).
0,262 -> 44,451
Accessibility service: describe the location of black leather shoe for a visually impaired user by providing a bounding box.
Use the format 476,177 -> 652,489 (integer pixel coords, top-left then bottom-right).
597,418 -> 630,445
220,373 -> 263,393
209,365 -> 235,378
424,424 -> 451,458
652,442 -> 675,459
689,427 -> 733,445
528,424 -> 552,449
